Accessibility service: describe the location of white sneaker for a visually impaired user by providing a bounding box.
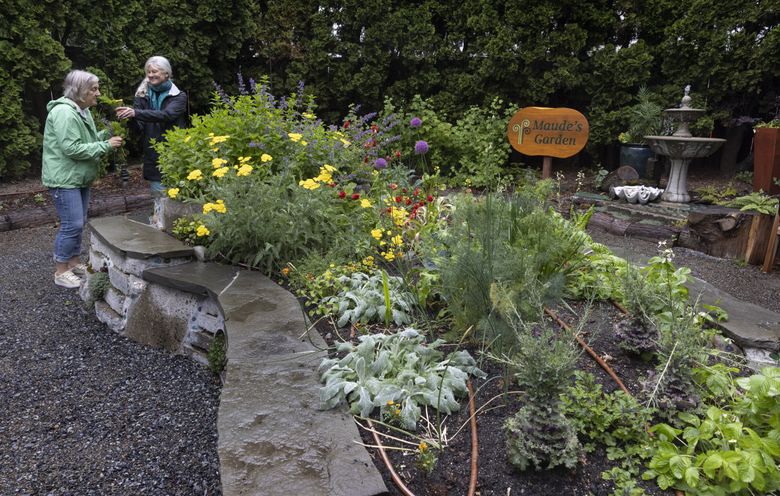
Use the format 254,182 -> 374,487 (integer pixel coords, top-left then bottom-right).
69,263 -> 88,276
54,270 -> 82,289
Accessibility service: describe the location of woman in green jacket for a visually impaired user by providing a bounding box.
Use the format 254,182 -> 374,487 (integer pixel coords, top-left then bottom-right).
42,70 -> 123,288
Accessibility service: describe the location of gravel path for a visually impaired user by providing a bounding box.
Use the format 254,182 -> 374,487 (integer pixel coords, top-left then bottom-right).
587,225 -> 780,314
0,225 -> 222,495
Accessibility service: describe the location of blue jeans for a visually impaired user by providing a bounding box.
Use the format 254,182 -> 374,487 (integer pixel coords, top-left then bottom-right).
50,187 -> 90,263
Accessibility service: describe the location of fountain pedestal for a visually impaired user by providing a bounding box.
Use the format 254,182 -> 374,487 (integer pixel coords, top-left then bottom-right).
643,87 -> 725,203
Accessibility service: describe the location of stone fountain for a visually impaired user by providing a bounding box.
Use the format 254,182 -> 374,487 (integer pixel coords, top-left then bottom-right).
644,86 -> 726,203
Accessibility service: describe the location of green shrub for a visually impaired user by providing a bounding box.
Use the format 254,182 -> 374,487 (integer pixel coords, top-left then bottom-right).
88,271 -> 111,304
207,333 -> 227,376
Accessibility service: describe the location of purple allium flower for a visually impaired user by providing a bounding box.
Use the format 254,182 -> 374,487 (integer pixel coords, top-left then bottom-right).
414,140 -> 429,155
374,158 -> 387,170
410,117 -> 422,128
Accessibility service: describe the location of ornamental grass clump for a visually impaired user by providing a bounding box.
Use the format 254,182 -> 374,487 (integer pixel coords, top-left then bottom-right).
435,190 -> 588,352
319,329 -> 485,430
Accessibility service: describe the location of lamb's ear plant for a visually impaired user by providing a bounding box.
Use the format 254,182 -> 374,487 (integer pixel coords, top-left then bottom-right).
318,328 -> 485,430
321,270 -> 417,327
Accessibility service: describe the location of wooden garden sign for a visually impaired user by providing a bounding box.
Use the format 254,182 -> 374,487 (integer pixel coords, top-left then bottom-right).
507,107 -> 590,178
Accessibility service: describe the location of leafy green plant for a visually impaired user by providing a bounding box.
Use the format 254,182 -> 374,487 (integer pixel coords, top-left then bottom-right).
319,329 -> 485,430
289,256 -> 376,317
644,367 -> 780,494
592,165 -> 610,190
171,216 -> 203,245
619,87 -> 664,145
755,119 -> 780,129
321,270 -> 418,327
721,192 -> 778,215
562,371 -> 655,496
207,332 -> 227,375
695,184 -> 737,204
614,263 -> 659,356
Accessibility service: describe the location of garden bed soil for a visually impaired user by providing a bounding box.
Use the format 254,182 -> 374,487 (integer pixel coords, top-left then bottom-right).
313,299 -> 669,496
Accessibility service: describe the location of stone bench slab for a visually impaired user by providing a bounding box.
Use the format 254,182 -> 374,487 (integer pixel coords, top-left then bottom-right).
89,216 -> 193,259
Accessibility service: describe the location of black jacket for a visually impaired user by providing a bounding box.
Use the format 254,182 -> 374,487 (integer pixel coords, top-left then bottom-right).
132,83 -> 188,181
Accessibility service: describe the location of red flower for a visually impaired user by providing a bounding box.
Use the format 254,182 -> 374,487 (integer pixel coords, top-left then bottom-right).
351,193 -> 360,200
427,195 -> 434,202
413,188 -> 420,197
418,201 -> 426,207
338,191 -> 346,199
343,120 -> 351,129
402,188 -> 408,193
405,198 -> 412,205
371,124 -> 379,134
395,150 -> 401,159
395,196 -> 402,203
329,182 -> 336,188
389,183 -> 398,190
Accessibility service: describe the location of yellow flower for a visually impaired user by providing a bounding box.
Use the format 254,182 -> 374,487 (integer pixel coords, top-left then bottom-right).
300,140 -> 308,146
213,200 -> 226,214
208,135 -> 230,145
196,225 -> 210,237
322,164 -> 336,172
360,199 -> 373,208
383,251 -> 395,262
237,164 -> 253,176
299,178 -> 321,190
167,188 -> 179,199
212,166 -> 229,178
281,267 -> 290,276
371,229 -> 383,240
288,132 -> 302,142
315,171 -> 332,183
212,157 -> 227,168
302,112 -> 315,119
187,169 -> 203,181
340,138 -> 351,147
419,442 -> 428,453
392,234 -> 403,246
362,256 -> 374,267
390,207 -> 406,226
261,153 -> 273,162
238,156 -> 251,164
386,400 -> 394,406
183,135 -> 191,143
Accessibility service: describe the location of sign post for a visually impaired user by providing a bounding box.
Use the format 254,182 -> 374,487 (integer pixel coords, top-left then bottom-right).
506,107 -> 590,179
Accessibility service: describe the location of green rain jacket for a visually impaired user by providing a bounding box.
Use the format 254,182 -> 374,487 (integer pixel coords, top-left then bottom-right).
41,97 -> 111,188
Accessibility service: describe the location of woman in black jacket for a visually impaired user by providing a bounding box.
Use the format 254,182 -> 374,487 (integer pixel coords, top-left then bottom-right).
116,56 -> 188,194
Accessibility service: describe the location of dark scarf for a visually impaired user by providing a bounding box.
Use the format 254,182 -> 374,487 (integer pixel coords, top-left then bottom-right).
148,80 -> 173,110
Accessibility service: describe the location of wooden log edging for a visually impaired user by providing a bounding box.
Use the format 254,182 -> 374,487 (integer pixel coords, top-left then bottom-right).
0,193 -> 152,232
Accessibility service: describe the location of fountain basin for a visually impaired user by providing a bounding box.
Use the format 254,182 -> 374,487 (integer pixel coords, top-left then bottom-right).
644,136 -> 726,203
644,136 -> 725,158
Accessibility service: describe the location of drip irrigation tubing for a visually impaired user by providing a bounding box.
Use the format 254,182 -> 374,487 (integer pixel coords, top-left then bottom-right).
467,380 -> 478,496
544,306 -> 631,396
366,379 -> 480,496
367,418 -> 415,496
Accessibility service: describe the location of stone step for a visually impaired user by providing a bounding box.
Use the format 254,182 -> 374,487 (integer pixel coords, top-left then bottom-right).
89,216 -> 194,260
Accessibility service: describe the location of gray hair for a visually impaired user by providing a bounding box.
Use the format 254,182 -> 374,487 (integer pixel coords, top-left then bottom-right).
63,70 -> 99,104
135,56 -> 173,97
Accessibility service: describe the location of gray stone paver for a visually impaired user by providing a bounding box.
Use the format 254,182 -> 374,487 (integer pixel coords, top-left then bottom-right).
90,216 -> 387,496
142,261 -> 387,496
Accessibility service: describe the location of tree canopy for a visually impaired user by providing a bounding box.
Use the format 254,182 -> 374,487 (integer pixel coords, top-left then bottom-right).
3,0 -> 777,178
